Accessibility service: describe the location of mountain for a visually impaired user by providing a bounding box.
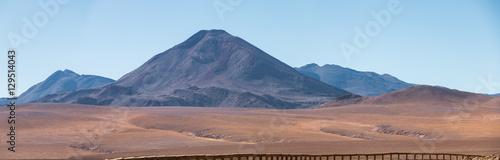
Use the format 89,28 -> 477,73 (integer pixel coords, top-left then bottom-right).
37,30 -> 350,109
296,63 -> 415,96
317,85 -> 493,108
17,69 -> 115,103
486,93 -> 500,97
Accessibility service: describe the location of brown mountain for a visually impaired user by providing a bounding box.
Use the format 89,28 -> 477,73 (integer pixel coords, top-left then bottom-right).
38,29 -> 349,108
317,85 -> 494,108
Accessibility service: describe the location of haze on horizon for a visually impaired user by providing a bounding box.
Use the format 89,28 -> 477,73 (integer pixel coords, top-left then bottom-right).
0,0 -> 499,96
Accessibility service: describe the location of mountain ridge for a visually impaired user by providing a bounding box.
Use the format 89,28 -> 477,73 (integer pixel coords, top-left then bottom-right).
38,29 -> 350,108
317,85 -> 494,108
296,63 -> 415,96
0,69 -> 115,105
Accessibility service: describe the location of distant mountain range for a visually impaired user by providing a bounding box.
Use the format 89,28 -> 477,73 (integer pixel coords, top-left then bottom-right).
0,70 -> 114,105
317,85 -> 494,108
8,29 -> 494,109
37,30 -> 349,109
486,93 -> 500,97
296,63 -> 415,96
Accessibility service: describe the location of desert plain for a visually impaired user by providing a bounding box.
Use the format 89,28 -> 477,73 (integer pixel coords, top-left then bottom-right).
1,97 -> 499,159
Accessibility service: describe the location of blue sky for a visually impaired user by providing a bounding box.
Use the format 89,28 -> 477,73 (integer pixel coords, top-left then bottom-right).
0,0 -> 499,96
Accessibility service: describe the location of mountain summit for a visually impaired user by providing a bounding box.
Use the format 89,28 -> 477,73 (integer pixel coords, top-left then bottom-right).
39,30 -> 349,108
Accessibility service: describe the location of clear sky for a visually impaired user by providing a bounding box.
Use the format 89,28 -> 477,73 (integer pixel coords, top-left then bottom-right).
0,0 -> 499,96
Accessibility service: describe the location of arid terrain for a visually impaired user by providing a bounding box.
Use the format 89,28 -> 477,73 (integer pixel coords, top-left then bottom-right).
2,0 -> 499,158
1,96 -> 499,159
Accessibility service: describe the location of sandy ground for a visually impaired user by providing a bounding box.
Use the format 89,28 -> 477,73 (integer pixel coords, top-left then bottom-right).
76,140 -> 500,159
0,101 -> 499,159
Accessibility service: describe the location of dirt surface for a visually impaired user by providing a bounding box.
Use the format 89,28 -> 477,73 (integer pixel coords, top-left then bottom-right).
0,102 -> 499,159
